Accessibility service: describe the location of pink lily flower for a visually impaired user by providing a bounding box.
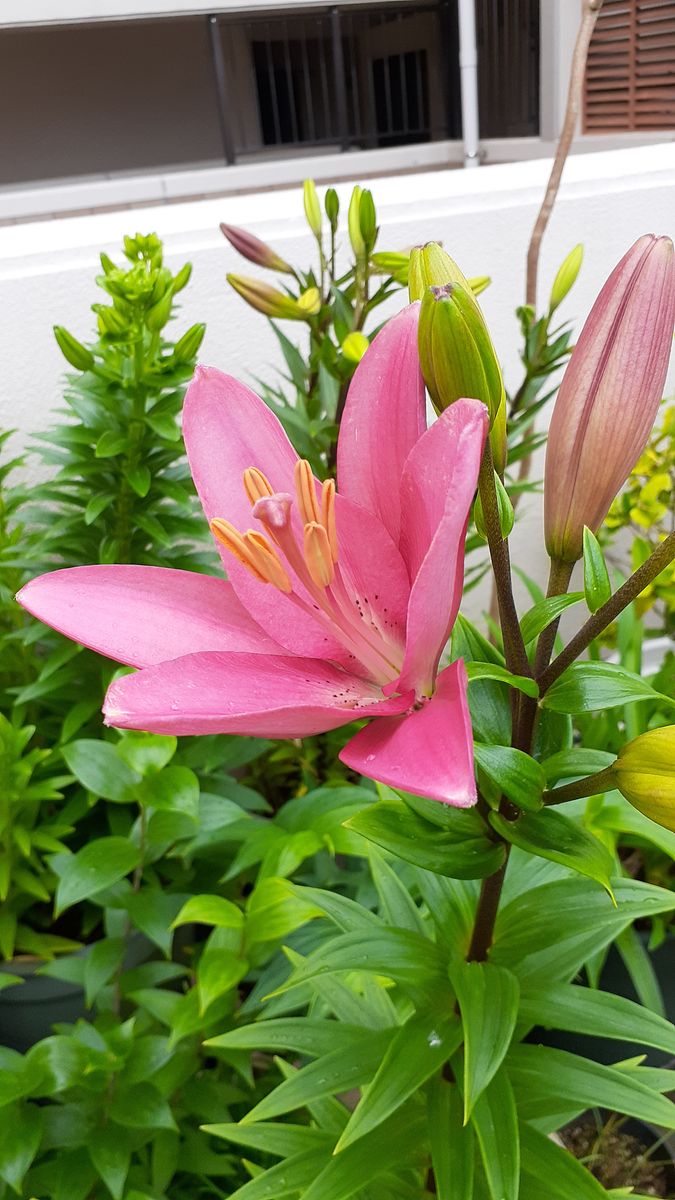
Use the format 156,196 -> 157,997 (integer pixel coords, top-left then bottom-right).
17,306 -> 487,805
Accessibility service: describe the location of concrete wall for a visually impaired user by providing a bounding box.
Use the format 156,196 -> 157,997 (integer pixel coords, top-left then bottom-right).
1,143 -> 674,606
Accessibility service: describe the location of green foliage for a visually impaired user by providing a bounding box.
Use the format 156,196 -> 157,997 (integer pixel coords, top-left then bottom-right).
30,232 -> 207,570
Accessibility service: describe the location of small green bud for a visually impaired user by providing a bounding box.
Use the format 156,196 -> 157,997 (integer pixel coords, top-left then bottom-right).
474,471 -> 514,540
227,274 -> 318,321
348,186 -> 365,259
173,262 -> 192,293
370,251 -> 410,285
99,252 -> 116,276
358,189 -> 377,251
94,304 -> 129,335
303,179 -> 322,239
53,326 -> 95,372
146,288 -> 174,331
150,267 -> 172,306
468,275 -> 491,297
324,187 -> 339,228
341,331 -> 369,363
549,244 -> 583,314
174,322 -> 206,362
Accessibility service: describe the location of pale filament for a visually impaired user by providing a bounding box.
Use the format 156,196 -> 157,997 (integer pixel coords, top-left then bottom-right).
210,461 -> 403,684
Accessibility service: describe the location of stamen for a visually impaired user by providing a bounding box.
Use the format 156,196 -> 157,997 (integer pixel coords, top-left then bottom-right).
294,459 -> 321,525
244,531 -> 292,593
243,467 -> 274,505
211,518 -> 267,582
321,478 -> 338,562
303,522 -> 335,589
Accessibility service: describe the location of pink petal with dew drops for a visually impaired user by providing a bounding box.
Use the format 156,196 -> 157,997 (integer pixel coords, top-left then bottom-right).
396,400 -> 488,696
340,660 -> 476,807
337,304 -> 426,548
103,651 -> 413,737
16,565 -> 281,667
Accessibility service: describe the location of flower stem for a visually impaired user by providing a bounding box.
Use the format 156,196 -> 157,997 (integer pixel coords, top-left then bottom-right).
540,531 -> 675,696
543,766 -> 616,806
477,444 -> 531,680
467,854 -> 510,962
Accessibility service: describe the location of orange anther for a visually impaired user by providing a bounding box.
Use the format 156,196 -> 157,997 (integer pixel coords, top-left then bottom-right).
303,521 -> 335,589
321,478 -> 338,562
294,459 -> 321,525
243,466 -> 274,505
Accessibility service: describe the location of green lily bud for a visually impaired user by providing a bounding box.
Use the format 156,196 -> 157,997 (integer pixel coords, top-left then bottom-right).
341,331 -> 369,363
468,275 -> 491,297
348,186 -> 365,259
228,275 -> 318,321
296,287 -> 321,317
174,323 -> 206,363
612,726 -> 675,832
418,282 -> 507,471
99,252 -> 116,276
303,179 -> 322,239
146,288 -> 174,332
94,304 -> 129,336
409,242 -> 475,302
549,244 -> 583,314
370,251 -> 410,285
324,187 -> 339,229
53,326 -> 95,372
173,262 -> 192,293
358,189 -> 377,251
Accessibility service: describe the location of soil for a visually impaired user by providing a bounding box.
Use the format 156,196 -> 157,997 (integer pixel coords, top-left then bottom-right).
562,1120 -> 672,1198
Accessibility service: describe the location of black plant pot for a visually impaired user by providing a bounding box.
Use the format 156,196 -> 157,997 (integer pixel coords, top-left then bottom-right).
0,958 -> 89,1052
0,932 -> 155,1052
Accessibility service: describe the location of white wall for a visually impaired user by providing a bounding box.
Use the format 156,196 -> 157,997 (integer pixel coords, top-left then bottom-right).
1,143 -> 674,607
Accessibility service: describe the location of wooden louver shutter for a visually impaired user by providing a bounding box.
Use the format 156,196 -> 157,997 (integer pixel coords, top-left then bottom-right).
584,0 -> 675,132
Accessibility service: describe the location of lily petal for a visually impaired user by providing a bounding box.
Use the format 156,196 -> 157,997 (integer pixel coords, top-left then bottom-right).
103,651 -> 413,737
339,660 -> 476,806
183,365 -> 345,661
337,304 -> 426,547
396,399 -> 488,696
16,565 -> 280,667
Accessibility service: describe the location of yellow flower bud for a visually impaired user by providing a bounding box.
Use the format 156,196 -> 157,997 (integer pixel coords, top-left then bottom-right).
341,331 -> 369,363
613,726 -> 675,833
549,244 -> 583,314
303,179 -> 322,240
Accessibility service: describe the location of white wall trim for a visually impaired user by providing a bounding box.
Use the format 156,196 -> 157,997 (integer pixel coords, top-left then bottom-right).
1,131 -> 673,225
1,0 -> 399,28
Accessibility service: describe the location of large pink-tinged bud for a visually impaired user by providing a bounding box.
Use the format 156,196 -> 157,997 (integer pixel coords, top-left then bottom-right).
220,222 -> 294,275
544,235 -> 675,563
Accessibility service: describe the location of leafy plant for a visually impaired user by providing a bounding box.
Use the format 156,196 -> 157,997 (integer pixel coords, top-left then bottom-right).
29,232 -> 207,570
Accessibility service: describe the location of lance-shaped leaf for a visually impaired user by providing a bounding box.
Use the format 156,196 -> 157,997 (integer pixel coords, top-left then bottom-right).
518,981 -> 675,1055
241,1029 -> 394,1124
427,1077 -> 474,1200
346,797 -> 505,879
474,745 -> 544,811
450,960 -> 520,1121
489,807 -> 615,898
520,1122 -> 606,1200
470,1067 -> 520,1200
335,1012 -> 462,1150
542,662 -> 672,714
301,1107 -> 428,1200
508,1044 -> 675,1129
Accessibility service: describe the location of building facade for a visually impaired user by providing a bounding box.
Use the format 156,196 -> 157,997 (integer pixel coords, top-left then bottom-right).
0,0 -> 672,220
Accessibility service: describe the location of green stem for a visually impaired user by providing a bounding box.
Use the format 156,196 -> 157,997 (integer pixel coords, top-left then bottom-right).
539,532 -> 675,696
533,558 -> 575,677
543,765 -> 615,806
477,444 -> 531,680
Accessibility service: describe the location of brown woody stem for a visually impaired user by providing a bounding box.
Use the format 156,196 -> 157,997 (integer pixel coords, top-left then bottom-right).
540,532 -> 675,696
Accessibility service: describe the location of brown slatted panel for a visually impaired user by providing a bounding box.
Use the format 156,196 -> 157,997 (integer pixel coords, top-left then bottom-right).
584,0 -> 675,131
